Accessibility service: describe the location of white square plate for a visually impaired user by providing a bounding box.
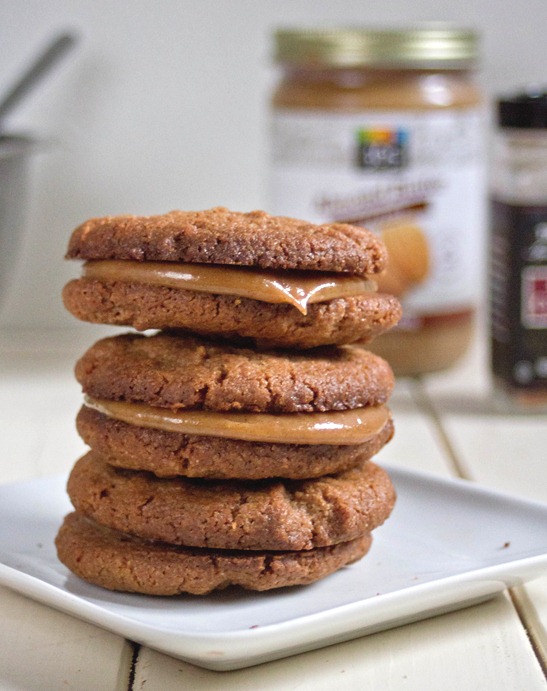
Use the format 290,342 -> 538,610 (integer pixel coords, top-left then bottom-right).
0,465 -> 546,671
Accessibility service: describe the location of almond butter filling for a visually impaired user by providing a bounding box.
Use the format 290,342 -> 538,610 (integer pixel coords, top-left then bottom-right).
84,397 -> 390,445
82,260 -> 377,315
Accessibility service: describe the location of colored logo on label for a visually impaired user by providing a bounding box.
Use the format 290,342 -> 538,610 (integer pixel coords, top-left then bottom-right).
356,127 -> 409,170
521,265 -> 547,329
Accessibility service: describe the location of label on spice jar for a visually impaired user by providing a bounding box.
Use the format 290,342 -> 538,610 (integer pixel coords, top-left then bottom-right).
490,199 -> 547,392
269,108 -> 486,329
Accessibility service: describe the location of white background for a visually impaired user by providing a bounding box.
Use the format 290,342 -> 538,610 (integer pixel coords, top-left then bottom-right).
1,0 -> 546,328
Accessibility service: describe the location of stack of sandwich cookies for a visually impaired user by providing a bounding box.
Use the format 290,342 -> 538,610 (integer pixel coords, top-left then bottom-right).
57,334 -> 396,593
56,208 -> 401,594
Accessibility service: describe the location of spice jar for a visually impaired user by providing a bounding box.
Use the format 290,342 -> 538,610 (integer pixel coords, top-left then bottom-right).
269,26 -> 485,375
490,91 -> 547,411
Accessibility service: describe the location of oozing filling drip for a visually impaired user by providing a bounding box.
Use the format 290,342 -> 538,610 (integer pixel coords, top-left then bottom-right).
85,397 -> 390,445
82,260 -> 377,314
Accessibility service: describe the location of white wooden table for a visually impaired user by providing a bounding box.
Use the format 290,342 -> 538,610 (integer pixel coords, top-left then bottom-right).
1,326 -> 546,690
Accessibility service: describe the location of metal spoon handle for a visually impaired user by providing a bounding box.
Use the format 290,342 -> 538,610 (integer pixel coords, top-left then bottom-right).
0,32 -> 78,122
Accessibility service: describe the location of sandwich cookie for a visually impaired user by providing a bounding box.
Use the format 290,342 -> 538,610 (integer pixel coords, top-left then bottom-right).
74,331 -> 395,479
63,207 -> 402,348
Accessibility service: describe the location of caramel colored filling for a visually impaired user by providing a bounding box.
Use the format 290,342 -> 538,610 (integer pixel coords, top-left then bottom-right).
85,397 -> 390,445
82,260 -> 376,315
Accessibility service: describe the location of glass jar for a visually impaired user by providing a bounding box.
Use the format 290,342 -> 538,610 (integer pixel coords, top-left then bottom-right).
490,91 -> 547,411
269,27 -> 486,375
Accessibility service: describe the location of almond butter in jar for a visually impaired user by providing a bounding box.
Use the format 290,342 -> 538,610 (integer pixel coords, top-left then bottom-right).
269,26 -> 486,375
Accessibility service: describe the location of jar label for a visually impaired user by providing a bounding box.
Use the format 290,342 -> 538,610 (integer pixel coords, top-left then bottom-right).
269,108 -> 486,327
490,199 -> 547,390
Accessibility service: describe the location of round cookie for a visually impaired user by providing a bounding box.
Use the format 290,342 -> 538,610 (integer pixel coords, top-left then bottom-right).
55,512 -> 373,595
67,452 -> 396,551
76,404 -> 395,479
65,208 -> 387,274
75,332 -> 395,414
62,280 -> 402,349
63,207 -> 401,348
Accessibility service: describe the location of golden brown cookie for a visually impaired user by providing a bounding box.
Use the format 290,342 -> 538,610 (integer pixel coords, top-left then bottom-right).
375,220 -> 429,298
75,404 -> 395,479
55,512 -> 373,595
62,280 -> 401,349
67,452 -> 396,551
65,208 -> 387,273
75,332 -> 395,414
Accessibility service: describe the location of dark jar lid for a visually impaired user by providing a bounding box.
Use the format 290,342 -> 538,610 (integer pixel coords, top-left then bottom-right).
498,90 -> 547,129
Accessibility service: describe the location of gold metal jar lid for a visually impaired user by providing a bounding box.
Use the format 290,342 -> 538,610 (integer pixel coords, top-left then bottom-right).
274,26 -> 479,69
